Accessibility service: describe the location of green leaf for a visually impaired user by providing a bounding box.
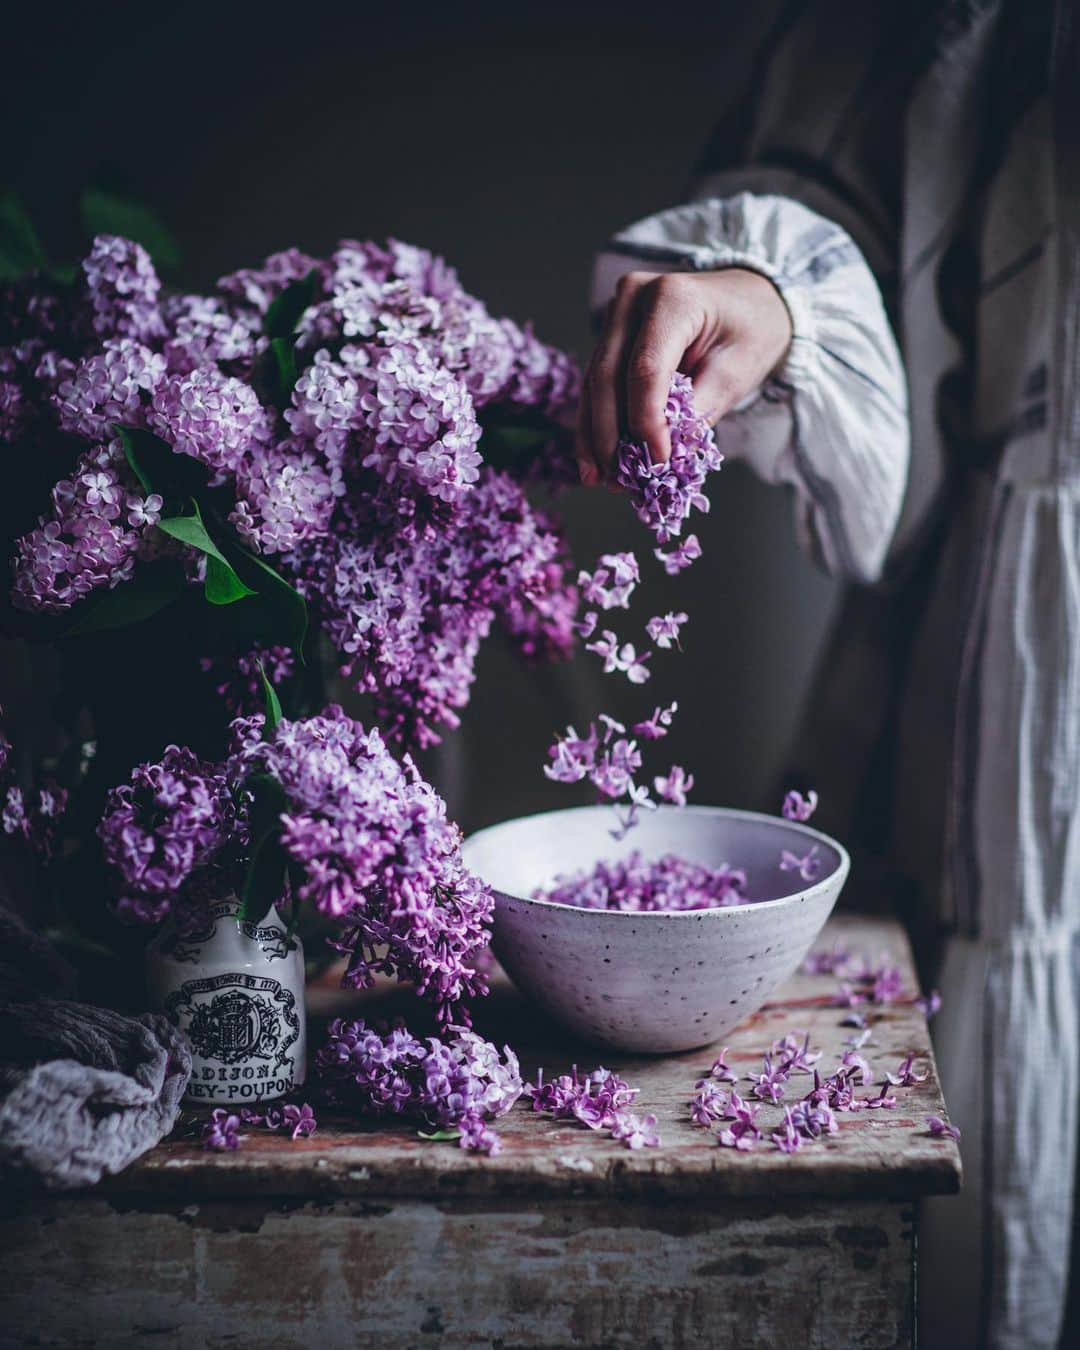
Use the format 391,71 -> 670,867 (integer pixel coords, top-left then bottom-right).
267,335 -> 299,409
239,772 -> 289,924
0,187 -> 48,280
417,1129 -> 462,1142
263,270 -> 319,339
116,426 -> 206,504
64,562 -> 188,637
204,553 -> 257,605
157,500 -> 256,606
256,659 -> 283,737
80,187 -> 181,271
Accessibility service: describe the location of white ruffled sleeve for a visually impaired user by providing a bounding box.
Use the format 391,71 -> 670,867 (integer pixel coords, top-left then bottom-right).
591,192 -> 910,584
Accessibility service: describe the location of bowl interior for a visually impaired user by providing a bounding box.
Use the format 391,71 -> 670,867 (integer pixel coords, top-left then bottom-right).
463,804 -> 846,908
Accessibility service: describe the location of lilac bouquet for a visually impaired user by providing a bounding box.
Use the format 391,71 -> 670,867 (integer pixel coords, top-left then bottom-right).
98,704 -> 491,1021
3,230 -> 579,750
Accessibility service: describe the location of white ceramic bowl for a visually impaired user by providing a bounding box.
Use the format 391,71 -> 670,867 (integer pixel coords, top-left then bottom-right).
462,804 -> 849,1053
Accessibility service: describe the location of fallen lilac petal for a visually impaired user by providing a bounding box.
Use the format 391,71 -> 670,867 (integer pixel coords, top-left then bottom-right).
926,1115 -> 961,1141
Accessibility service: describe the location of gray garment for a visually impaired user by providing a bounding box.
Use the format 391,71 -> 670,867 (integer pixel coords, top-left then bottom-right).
592,4 -> 1079,1346
0,999 -> 190,1190
0,901 -> 191,1190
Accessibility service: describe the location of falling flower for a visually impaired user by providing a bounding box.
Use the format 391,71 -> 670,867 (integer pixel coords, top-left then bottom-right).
654,765 -> 693,807
632,702 -> 678,742
781,789 -> 818,822
916,990 -> 942,1019
645,611 -> 688,650
654,533 -> 702,575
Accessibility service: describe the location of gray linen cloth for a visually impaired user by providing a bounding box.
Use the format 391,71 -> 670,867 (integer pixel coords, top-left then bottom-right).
0,902 -> 191,1189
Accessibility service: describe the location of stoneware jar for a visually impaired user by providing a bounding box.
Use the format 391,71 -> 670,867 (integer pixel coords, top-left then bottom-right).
146,897 -> 307,1106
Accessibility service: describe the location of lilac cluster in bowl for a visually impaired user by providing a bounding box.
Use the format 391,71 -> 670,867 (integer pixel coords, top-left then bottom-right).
462,805 -> 850,1053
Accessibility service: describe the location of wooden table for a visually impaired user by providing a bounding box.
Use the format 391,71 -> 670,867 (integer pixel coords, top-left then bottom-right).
0,915 -> 960,1349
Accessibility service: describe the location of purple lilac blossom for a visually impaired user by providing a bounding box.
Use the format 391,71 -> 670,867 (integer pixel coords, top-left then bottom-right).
916,990 -> 943,1019
538,851 -> 748,913
781,789 -> 819,822
654,765 -> 693,807
82,236 -> 164,343
632,702 -> 678,741
230,708 -> 493,1019
199,644 -> 296,718
317,1018 -> 521,1153
654,534 -> 702,575
885,1054 -> 928,1088
926,1115 -> 961,1141
11,440 -> 164,614
523,1065 -> 656,1151
615,375 -> 722,544
202,1109 -> 242,1151
645,611 -> 687,650
779,846 -> 821,883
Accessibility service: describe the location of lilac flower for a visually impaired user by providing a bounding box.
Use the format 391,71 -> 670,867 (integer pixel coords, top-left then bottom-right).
540,852 -> 748,912
771,1031 -> 821,1074
615,376 -> 722,544
610,1111 -> 661,1150
575,611 -> 598,638
709,1046 -> 737,1084
790,1098 -> 838,1139
233,708 -> 494,1018
459,1113 -> 502,1156
585,629 -> 652,683
926,1116 -> 961,1141
771,1107 -> 802,1154
202,1109 -> 242,1152
578,551 -> 639,610
839,1049 -> 874,1086
885,1054 -> 928,1088
645,611 -> 688,650
748,1053 -> 789,1104
800,942 -> 853,976
869,960 -> 906,1005
318,1020 -> 521,1138
781,789 -> 818,822
632,702 -> 678,742
916,990 -> 943,1019
82,235 -> 164,342
282,1103 -> 318,1140
858,1083 -> 898,1110
654,765 -> 693,808
54,339 -> 166,441
690,1081 -> 731,1126
779,845 -> 821,883
524,1065 -> 650,1149
149,366 -> 273,481
717,1094 -> 761,1151
98,743 -> 236,917
654,533 -> 702,576
544,724 -> 598,784
200,644 -> 296,718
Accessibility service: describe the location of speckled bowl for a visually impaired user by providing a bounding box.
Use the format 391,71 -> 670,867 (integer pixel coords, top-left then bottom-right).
462,804 -> 849,1053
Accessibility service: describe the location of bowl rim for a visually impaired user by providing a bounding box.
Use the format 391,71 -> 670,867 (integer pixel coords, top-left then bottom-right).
462,803 -> 851,921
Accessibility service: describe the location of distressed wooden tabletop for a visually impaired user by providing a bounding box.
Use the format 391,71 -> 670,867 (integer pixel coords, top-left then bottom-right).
111,913 -> 961,1205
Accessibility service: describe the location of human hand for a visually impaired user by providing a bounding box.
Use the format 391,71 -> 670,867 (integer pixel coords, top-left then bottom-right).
575,268 -> 793,485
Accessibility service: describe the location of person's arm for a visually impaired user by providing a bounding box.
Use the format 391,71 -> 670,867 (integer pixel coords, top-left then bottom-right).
579,191 -> 909,585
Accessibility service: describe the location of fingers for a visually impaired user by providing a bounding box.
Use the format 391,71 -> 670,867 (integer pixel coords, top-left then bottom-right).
576,272 -> 649,484
624,275 -> 701,464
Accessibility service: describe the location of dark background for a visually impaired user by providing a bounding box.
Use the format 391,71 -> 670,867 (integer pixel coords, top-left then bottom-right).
2,2 -> 837,832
